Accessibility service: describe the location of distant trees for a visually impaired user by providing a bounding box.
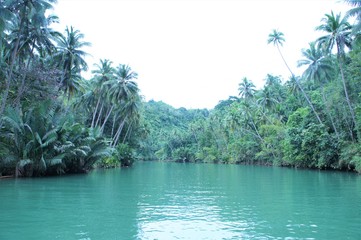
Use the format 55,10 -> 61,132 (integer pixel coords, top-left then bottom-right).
137,1 -> 361,173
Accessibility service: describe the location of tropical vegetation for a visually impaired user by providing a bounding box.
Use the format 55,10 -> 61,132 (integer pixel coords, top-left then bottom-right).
0,0 -> 142,177
2,0 -> 361,177
137,1 -> 361,173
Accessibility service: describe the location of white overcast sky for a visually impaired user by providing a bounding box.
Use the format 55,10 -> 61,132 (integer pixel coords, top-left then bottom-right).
52,0 -> 351,109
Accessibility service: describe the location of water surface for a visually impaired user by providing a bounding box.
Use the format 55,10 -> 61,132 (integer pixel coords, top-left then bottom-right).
1,162 -> 360,239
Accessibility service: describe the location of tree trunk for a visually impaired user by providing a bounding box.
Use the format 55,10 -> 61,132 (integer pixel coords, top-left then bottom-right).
320,84 -> 340,139
122,121 -> 133,144
338,60 -> 356,139
112,116 -> 127,147
100,105 -> 114,133
95,102 -> 104,128
91,97 -> 101,128
0,18 -> 24,127
276,44 -> 323,125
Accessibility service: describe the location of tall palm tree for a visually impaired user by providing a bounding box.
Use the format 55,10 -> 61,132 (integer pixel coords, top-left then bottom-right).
268,29 -> 323,125
104,64 -> 139,137
54,26 -> 91,99
315,11 -> 356,130
107,64 -> 139,103
111,94 -> 141,147
89,59 -> 115,128
10,13 -> 59,106
0,0 -> 57,126
297,42 -> 340,138
238,77 -> 255,100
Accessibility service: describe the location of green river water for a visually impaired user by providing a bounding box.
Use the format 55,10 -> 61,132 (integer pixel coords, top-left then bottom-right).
1,161 -> 361,240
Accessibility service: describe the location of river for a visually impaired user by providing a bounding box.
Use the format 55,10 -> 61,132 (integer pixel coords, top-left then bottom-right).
1,161 -> 360,239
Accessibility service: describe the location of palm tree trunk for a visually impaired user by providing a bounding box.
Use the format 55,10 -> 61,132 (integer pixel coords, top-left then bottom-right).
100,105 -> 114,133
276,44 -> 323,125
91,97 -> 101,128
15,43 -> 35,109
338,60 -> 356,135
320,85 -> 340,139
0,19 -> 24,127
112,116 -> 127,147
111,115 -> 116,137
122,121 -> 133,144
95,102 -> 104,128
248,115 -> 277,160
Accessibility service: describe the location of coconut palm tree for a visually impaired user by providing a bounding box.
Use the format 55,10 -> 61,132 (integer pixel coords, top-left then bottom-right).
54,26 -> 91,99
315,11 -> 356,131
89,59 -> 115,128
107,65 -> 139,145
257,86 -> 279,111
108,64 -> 139,101
344,0 -> 361,34
268,29 -> 323,125
238,77 -> 255,100
0,0 -> 57,126
9,13 -> 59,106
297,41 -> 340,138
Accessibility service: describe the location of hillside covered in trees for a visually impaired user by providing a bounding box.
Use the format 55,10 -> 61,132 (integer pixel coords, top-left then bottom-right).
2,0 -> 361,177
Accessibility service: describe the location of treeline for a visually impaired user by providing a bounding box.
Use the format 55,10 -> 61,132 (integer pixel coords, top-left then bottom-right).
2,0 -> 361,177
0,0 -> 143,177
138,2 -> 361,173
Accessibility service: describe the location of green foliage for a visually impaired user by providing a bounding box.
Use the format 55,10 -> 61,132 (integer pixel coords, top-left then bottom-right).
257,123 -> 286,165
2,0 -> 361,177
282,108 -> 339,169
100,143 -> 135,168
339,142 -> 361,172
0,102 -> 111,176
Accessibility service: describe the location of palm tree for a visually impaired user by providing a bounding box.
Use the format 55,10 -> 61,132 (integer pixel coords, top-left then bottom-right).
297,42 -> 340,138
54,26 -> 91,99
257,86 -> 279,112
238,77 -> 255,100
0,2 -> 13,41
344,0 -> 361,34
111,95 -> 141,147
268,29 -> 323,125
104,64 -> 139,138
10,13 -> 59,106
106,64 -> 139,107
89,59 -> 115,128
315,11 -> 356,130
0,0 -> 57,126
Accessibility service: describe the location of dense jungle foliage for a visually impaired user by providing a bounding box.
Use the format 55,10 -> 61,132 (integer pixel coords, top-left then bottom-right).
1,0 -> 361,177
137,1 -> 361,173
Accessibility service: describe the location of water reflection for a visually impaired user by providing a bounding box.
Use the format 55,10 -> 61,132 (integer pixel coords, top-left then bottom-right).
1,162 -> 361,240
135,165 -> 257,240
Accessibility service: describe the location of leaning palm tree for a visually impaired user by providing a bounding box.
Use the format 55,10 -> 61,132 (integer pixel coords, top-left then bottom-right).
102,64 -> 139,135
297,42 -> 340,138
315,11 -> 356,130
268,29 -> 323,125
89,59 -> 115,128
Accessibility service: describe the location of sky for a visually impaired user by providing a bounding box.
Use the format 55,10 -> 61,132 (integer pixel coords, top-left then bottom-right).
52,0 -> 352,109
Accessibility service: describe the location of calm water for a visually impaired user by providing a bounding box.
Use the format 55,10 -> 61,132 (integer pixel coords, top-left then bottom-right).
1,162 -> 361,240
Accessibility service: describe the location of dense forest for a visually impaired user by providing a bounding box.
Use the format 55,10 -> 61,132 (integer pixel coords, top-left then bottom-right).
1,0 -> 361,177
